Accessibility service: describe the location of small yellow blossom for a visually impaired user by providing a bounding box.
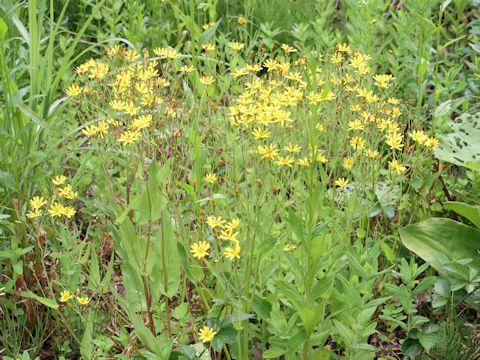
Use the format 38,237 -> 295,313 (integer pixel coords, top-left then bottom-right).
335,178 -> 349,187
206,216 -> 226,229
284,143 -> 301,153
281,44 -> 297,54
224,219 -> 240,232
343,157 -> 354,169
224,243 -> 241,260
59,290 -> 73,302
204,173 -> 217,184
283,244 -> 297,252
350,136 -> 365,150
190,241 -> 210,259
238,17 -> 246,24
202,43 -> 216,52
65,82 -> 81,96
118,130 -> 141,145
82,125 -> 98,136
252,127 -> 271,139
389,159 -> 406,174
200,76 -> 215,86
26,209 -> 42,219
425,137 -> 439,148
229,42 -> 245,51
62,206 -> 76,218
298,157 -> 310,167
49,202 -> 65,217
179,65 -> 195,74
198,326 -> 217,342
76,296 -> 89,305
30,196 -> 47,209
52,175 -> 66,186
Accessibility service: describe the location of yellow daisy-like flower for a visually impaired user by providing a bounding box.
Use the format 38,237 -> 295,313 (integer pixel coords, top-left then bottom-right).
283,244 -> 297,252
52,175 -> 66,186
224,243 -> 241,260
343,157 -> 354,169
232,68 -> 248,78
62,206 -> 76,218
257,144 -> 279,160
59,290 -> 73,302
118,130 -> 141,145
190,241 -> 210,259
385,132 -> 404,151
224,219 -> 240,232
348,119 -> 365,131
281,44 -> 297,54
316,123 -> 324,132
284,143 -> 301,153
238,17 -> 246,24
65,82 -> 81,96
335,178 -> 349,187
350,136 -> 365,150
275,155 -> 295,167
425,137 -> 439,149
206,216 -> 226,229
229,42 -> 245,51
82,125 -> 98,136
298,157 -> 310,167
49,202 -> 65,217
198,326 -> 217,343
200,76 -> 215,86
252,127 -> 271,139
30,196 -> 47,210
409,130 -> 428,144
202,43 -> 216,52
204,173 -> 217,184
26,209 -> 42,219
389,159 -> 406,174
336,43 -> 351,52
179,65 -> 195,74
76,296 -> 89,305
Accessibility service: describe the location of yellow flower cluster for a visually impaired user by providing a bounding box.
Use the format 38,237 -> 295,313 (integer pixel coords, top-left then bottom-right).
204,215 -> 241,260
27,176 -> 77,219
59,290 -> 89,305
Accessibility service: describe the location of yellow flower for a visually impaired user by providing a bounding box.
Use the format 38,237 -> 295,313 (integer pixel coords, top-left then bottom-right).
409,130 -> 428,144
385,132 -> 404,151
336,43 -> 351,52
82,125 -> 98,136
190,241 -> 210,259
118,130 -> 141,145
49,202 -> 65,217
224,219 -> 240,232
64,191 -> 78,200
202,43 -> 216,52
245,64 -> 262,72
76,296 -> 89,305
224,243 -> 241,260
335,178 -> 349,187
202,22 -> 216,30
366,149 -> 379,158
389,159 -> 406,174
198,326 -> 217,342
350,136 -> 365,150
204,173 -> 217,184
59,290 -> 73,302
30,196 -> 46,209
200,76 -> 215,86
62,206 -> 76,218
373,74 -> 395,88
229,42 -> 245,51
283,244 -> 297,252
284,143 -> 301,153
275,155 -> 295,167
281,44 -> 297,54
257,144 -> 279,160
316,123 -> 324,132
348,119 -> 364,131
298,157 -> 310,167
26,209 -> 42,219
65,82 -> 81,96
179,65 -> 195,74
52,175 -> 66,186
238,17 -> 246,24
232,68 -> 248,78
252,127 -> 271,139
425,137 -> 439,149
206,216 -> 226,229
131,114 -> 152,131
219,229 -> 239,243
343,157 -> 354,169
331,52 -> 343,64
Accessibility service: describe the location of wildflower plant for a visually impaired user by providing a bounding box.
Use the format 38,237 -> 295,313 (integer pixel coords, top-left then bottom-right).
60,41 -> 440,358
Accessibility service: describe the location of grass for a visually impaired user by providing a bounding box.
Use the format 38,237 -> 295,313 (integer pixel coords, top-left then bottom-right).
0,0 -> 479,359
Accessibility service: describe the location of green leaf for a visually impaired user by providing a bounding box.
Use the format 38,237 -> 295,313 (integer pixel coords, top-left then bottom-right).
20,291 -> 58,309
399,218 -> 480,274
88,250 -> 100,291
263,347 -> 286,358
80,313 -> 93,360
275,280 -> 303,310
310,277 -> 333,300
252,295 -> 272,319
220,313 -> 254,327
443,202 -> 480,229
0,17 -> 7,39
198,18 -> 221,45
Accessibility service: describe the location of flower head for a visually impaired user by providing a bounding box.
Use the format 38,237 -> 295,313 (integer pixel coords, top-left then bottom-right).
198,326 -> 217,342
190,241 -> 211,259
52,175 -> 66,186
224,243 -> 241,260
335,178 -> 349,187
206,216 -> 226,229
59,290 -> 73,302
204,173 -> 217,184
76,296 -> 90,305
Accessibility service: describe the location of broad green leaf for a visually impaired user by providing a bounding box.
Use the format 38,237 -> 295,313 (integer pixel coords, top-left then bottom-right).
198,19 -> 221,45
0,17 -> 7,39
88,249 -> 100,290
252,295 -> 272,319
263,347 -> 286,358
310,276 -> 333,300
443,202 -> 480,229
20,291 -> 58,309
80,313 -> 93,360
399,218 -> 480,274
